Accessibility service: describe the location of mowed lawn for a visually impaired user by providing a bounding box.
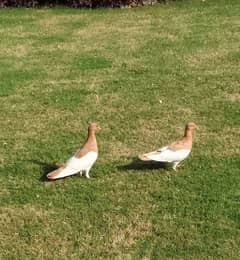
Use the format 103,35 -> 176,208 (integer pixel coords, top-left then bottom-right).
0,0 -> 239,258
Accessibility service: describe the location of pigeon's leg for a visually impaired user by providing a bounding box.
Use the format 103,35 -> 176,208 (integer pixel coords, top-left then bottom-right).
85,168 -> 91,179
177,163 -> 184,169
172,162 -> 180,171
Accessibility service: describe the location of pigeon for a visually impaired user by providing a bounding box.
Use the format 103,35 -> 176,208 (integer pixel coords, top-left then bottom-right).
138,122 -> 198,170
47,123 -> 101,180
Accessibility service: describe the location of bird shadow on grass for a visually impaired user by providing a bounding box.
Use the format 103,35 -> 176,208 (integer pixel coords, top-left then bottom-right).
117,157 -> 171,171
30,160 -> 58,182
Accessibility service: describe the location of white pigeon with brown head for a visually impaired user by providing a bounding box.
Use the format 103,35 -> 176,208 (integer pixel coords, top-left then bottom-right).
47,123 -> 101,180
139,122 -> 198,170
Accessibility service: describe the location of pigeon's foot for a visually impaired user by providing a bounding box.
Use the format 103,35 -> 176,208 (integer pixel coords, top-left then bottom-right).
172,162 -> 180,171
85,168 -> 91,178
172,162 -> 185,171
177,163 -> 184,169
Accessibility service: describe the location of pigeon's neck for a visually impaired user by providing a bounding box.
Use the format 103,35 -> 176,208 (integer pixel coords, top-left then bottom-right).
74,128 -> 98,158
184,128 -> 193,140
87,129 -> 98,152
87,129 -> 96,140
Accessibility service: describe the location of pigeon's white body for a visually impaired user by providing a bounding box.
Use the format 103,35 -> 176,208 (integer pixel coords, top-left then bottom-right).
47,123 -> 100,180
143,147 -> 191,170
67,152 -> 98,172
49,152 -> 98,180
145,147 -> 191,162
139,122 -> 198,171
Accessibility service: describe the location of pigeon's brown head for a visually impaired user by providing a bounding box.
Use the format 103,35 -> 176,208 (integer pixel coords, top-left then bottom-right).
88,122 -> 101,132
186,122 -> 198,131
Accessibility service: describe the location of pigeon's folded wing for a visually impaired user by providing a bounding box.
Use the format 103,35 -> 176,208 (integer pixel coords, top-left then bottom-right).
157,146 -> 169,152
146,149 -> 191,162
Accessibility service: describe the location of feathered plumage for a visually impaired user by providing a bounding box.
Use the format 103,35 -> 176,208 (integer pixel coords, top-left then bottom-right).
139,122 -> 198,170
47,123 -> 101,180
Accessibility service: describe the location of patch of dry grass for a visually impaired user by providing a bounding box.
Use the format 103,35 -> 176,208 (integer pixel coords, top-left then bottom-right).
0,1 -> 240,259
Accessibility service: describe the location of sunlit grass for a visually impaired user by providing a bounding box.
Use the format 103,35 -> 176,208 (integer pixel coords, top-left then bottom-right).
0,0 -> 240,258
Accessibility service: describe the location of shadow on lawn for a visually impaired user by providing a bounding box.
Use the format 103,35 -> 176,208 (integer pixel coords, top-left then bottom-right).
118,157 -> 170,171
30,160 -> 58,182
31,158 -> 171,182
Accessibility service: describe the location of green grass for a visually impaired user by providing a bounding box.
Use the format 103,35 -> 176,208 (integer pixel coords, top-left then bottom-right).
0,0 -> 240,258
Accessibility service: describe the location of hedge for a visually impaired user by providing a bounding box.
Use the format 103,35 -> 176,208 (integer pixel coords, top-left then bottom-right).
0,0 -> 171,8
